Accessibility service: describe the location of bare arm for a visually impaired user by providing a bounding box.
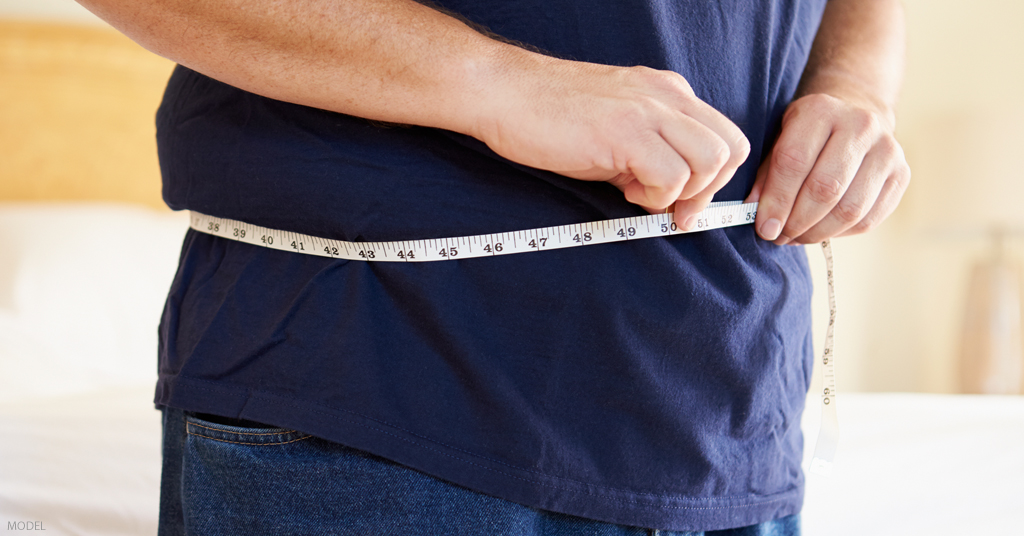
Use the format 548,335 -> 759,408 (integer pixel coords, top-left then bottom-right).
76,0 -> 750,229
77,0 -> 507,135
748,0 -> 911,244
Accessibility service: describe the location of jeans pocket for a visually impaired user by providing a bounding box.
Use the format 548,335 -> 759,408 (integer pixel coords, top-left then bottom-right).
184,411 -> 312,446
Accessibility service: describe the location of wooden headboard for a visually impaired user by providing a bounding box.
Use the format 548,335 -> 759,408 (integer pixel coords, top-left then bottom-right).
0,20 -> 175,209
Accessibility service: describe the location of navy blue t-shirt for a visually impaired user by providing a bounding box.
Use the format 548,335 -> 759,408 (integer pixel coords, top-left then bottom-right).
155,0 -> 825,531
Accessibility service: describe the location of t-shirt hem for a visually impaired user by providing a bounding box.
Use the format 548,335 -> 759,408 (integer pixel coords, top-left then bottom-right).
155,374 -> 803,532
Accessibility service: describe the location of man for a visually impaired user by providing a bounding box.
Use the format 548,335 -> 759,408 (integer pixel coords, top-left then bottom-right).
77,0 -> 908,533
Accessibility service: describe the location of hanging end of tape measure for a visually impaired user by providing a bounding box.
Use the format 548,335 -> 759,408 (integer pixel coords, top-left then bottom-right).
809,456 -> 834,477
809,396 -> 839,477
808,435 -> 838,477
807,238 -> 840,478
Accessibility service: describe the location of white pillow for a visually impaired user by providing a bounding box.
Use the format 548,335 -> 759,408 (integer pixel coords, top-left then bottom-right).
0,203 -> 189,403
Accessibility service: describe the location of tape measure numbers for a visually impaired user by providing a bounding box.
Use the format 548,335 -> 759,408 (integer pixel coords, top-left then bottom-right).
191,201 -> 757,262
190,201 -> 839,474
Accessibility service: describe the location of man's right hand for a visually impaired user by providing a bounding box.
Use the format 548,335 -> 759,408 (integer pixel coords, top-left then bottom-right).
468,55 -> 750,230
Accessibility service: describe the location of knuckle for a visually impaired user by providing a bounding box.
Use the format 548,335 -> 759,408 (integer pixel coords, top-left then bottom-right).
847,218 -> 876,236
850,108 -> 879,138
708,139 -> 731,170
833,198 -> 867,224
662,70 -> 695,95
729,133 -> 751,166
877,135 -> 901,161
773,146 -> 816,178
805,172 -> 845,204
632,66 -> 694,95
686,140 -> 730,183
895,163 -> 912,189
779,223 -> 802,242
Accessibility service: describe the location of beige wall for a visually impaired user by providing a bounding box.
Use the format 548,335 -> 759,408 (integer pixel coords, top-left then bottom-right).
0,21 -> 173,209
818,0 -> 1024,393
0,1 -> 171,208
4,0 -> 1022,393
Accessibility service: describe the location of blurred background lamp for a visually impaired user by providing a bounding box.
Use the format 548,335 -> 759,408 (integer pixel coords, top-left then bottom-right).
960,230 -> 1023,394
913,110 -> 1024,394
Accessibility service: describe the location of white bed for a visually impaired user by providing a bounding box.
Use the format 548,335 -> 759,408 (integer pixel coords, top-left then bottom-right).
1,203 -> 1023,535
800,392 -> 1024,534
0,204 -> 183,535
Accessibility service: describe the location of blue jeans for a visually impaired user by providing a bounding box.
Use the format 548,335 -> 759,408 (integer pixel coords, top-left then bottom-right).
159,407 -> 800,535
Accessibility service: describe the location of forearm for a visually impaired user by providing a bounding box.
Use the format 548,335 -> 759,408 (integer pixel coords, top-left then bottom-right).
75,0 -> 524,136
797,0 -> 906,128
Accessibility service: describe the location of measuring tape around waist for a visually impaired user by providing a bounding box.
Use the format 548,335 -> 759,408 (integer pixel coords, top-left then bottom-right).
189,200 -> 839,475
191,201 -> 756,262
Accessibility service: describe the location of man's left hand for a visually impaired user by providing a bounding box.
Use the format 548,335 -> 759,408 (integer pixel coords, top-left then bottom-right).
745,92 -> 911,245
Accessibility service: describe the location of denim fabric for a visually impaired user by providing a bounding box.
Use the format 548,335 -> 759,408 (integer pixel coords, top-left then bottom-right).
159,407 -> 800,536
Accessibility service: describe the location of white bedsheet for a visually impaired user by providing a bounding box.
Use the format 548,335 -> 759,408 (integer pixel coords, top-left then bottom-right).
1,389 -> 1022,535
0,386 -> 161,535
801,393 -> 1024,535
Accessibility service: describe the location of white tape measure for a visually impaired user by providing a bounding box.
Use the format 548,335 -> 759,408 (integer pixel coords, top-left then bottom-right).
810,239 -> 838,476
191,201 -> 757,261
190,200 -> 839,474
